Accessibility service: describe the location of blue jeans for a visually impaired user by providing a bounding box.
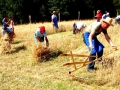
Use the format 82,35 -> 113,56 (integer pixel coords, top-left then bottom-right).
88,50 -> 103,70
83,32 -> 104,70
1,27 -> 12,36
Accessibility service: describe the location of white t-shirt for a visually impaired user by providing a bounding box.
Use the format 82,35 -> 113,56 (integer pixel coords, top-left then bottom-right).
85,22 -> 107,35
75,22 -> 85,30
9,20 -> 14,29
115,15 -> 120,20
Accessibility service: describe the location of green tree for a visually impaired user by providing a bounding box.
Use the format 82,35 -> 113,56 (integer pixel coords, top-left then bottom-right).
113,0 -> 120,16
0,0 -> 24,24
47,0 -> 76,20
0,0 -> 118,24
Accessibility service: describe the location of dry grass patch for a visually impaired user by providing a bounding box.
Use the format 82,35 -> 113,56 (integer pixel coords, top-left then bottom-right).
32,43 -> 50,62
1,20 -> 120,90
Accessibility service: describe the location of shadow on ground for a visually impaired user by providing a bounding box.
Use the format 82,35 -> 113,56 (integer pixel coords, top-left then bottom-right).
44,50 -> 63,61
35,50 -> 63,62
12,40 -> 23,44
8,45 -> 27,54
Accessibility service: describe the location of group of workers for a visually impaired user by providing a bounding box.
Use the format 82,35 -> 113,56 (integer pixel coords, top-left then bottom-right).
1,10 -> 119,72
95,10 -> 120,25
73,10 -> 119,72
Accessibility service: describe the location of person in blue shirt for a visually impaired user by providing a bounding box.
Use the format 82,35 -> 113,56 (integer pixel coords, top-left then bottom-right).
51,11 -> 58,33
2,15 -> 11,35
1,15 -> 14,43
34,26 -> 49,47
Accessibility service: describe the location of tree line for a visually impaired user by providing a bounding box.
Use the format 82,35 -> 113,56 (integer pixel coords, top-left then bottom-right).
0,0 -> 120,24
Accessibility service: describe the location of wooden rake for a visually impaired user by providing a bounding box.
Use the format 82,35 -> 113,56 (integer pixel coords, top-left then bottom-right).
60,51 -> 98,73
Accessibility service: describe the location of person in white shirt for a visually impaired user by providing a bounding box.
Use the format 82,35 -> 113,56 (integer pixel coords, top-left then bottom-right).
73,22 -> 87,34
114,15 -> 120,24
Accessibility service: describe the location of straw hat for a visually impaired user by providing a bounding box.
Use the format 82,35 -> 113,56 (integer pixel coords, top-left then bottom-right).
102,17 -> 113,25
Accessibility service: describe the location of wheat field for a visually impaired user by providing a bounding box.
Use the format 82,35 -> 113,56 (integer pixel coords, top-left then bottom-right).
0,19 -> 120,90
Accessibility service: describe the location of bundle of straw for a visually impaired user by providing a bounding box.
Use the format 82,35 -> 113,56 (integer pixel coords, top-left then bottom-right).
1,41 -> 11,53
32,43 -> 50,62
0,33 -> 11,54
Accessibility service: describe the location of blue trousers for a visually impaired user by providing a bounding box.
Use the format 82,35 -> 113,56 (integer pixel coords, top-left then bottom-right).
1,27 -> 12,36
83,32 -> 104,70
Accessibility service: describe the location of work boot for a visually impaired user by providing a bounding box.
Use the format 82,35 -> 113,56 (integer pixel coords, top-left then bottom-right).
98,57 -> 102,62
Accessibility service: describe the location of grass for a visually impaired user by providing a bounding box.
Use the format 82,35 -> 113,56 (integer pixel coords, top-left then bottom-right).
0,19 -> 120,90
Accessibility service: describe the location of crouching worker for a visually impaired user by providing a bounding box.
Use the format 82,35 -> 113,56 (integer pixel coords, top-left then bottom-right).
83,18 -> 117,72
1,15 -> 14,43
34,26 -> 49,47
73,22 -> 87,34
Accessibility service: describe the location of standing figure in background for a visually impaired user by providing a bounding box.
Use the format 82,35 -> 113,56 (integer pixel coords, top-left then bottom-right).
102,12 -> 110,19
95,10 -> 102,22
34,26 -> 49,47
51,11 -> 59,33
73,22 -> 87,34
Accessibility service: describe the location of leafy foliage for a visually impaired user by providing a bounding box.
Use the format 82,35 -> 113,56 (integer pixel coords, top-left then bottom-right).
0,0 -> 119,24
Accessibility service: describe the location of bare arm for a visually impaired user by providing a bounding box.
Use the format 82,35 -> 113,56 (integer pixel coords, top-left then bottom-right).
89,32 -> 95,50
45,37 -> 49,47
51,15 -> 54,24
104,34 -> 115,46
51,19 -> 55,25
104,34 -> 117,49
